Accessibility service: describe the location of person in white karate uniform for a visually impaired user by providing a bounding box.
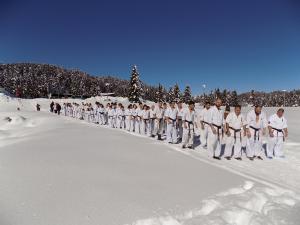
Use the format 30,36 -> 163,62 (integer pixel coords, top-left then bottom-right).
107,105 -> 115,128
141,105 -> 151,136
135,103 -> 143,134
154,102 -> 164,140
105,103 -> 110,125
182,101 -> 197,149
246,105 -> 268,160
224,105 -> 247,160
199,101 -> 211,148
207,98 -> 223,160
149,104 -> 157,137
267,108 -> 288,158
165,101 -> 178,144
131,104 -> 138,132
177,102 -> 184,142
98,104 -> 106,125
125,104 -> 132,131
116,103 -> 124,129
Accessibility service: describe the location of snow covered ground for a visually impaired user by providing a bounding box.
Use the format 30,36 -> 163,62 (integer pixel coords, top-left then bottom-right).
0,95 -> 300,225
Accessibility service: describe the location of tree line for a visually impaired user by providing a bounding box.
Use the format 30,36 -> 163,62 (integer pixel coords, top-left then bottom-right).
0,63 -> 299,106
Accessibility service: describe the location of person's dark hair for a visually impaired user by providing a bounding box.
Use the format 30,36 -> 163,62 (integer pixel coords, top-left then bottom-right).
225,105 -> 230,112
188,100 -> 195,105
235,105 -> 241,109
254,104 -> 262,108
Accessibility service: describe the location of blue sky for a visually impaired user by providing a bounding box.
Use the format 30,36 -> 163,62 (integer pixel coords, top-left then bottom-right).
0,0 -> 300,94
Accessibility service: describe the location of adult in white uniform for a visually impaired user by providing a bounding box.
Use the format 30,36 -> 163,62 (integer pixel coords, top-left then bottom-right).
199,101 -> 211,148
165,102 -> 178,144
149,104 -> 157,137
131,104 -> 138,132
135,103 -> 143,134
125,104 -> 132,131
177,102 -> 184,142
98,104 -> 106,125
224,105 -> 247,160
141,105 -> 151,136
154,102 -> 164,140
267,108 -> 288,158
207,98 -> 223,160
182,101 -> 197,149
107,105 -> 115,128
246,105 -> 268,160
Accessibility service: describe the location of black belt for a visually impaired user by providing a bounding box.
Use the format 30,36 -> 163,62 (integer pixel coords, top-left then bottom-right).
169,118 -> 176,124
212,124 -> 223,141
250,126 -> 260,142
271,127 -> 285,141
201,120 -> 210,126
229,126 -> 242,143
185,120 -> 194,134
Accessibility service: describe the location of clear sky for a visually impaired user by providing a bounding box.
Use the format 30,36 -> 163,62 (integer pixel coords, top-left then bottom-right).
1,0 -> 300,94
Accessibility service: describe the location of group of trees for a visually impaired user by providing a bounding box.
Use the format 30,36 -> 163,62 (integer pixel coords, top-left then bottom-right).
194,89 -> 300,107
1,63 -> 299,106
126,65 -> 192,103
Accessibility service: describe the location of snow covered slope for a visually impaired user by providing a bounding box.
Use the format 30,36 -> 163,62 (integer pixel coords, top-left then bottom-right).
0,96 -> 299,225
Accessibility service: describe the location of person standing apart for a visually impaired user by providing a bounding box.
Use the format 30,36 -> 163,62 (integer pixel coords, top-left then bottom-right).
267,108 -> 288,158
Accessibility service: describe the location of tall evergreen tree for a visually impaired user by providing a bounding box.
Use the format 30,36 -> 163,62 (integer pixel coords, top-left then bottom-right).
128,65 -> 141,103
231,90 -> 238,106
167,87 -> 175,102
173,83 -> 181,102
183,85 -> 192,104
155,83 -> 164,102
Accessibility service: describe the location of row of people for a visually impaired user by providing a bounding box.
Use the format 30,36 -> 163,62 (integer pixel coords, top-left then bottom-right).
54,99 -> 288,160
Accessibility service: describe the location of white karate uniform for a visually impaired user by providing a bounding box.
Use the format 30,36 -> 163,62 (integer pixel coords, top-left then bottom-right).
246,110 -> 268,158
149,108 -> 156,136
154,106 -> 164,137
199,108 -> 211,147
165,107 -> 178,143
207,106 -> 223,157
135,108 -> 143,134
141,110 -> 150,136
98,107 -> 106,125
224,112 -> 247,158
125,109 -> 132,131
116,108 -> 124,128
182,109 -> 196,147
131,109 -> 137,132
267,114 -> 287,157
177,108 -> 184,140
107,108 -> 115,128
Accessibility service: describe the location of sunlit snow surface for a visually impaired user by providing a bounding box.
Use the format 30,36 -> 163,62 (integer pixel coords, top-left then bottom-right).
0,95 -> 299,225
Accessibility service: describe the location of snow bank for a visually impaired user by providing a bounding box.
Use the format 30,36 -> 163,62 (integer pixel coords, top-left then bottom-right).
127,181 -> 300,225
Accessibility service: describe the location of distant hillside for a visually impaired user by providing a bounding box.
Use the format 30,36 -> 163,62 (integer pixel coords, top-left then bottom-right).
0,63 -> 160,100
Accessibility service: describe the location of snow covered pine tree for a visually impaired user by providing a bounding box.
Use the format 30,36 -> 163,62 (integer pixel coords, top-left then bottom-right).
128,65 -> 141,103
173,83 -> 181,102
183,85 -> 192,104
